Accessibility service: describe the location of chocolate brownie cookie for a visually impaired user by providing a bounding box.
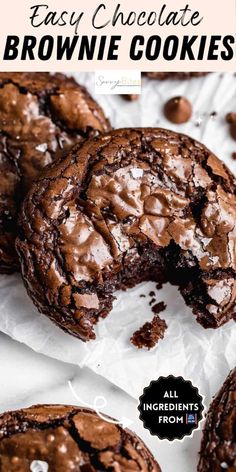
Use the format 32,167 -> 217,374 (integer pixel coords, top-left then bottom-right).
16,128 -> 236,341
145,72 -> 208,80
198,368 -> 236,471
0,72 -> 110,273
0,404 -> 161,472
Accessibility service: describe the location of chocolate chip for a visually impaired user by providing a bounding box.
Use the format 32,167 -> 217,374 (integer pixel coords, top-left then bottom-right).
164,96 -> 192,124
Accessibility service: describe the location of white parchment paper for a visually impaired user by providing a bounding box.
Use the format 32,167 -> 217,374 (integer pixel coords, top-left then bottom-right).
0,72 -> 235,403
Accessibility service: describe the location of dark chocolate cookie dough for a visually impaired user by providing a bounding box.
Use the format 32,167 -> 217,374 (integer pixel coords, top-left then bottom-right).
198,368 -> 236,472
16,128 -> 236,341
0,72 -> 110,273
0,404 -> 161,471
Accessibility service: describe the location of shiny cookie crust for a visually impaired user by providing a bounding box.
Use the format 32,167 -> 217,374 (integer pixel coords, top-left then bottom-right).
16,127 -> 236,341
198,368 -> 236,471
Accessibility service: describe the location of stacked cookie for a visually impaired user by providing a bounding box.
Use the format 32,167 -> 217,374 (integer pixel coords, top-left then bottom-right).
0,72 -> 110,273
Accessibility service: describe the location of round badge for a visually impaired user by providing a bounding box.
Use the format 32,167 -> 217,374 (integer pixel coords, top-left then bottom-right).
138,375 -> 204,441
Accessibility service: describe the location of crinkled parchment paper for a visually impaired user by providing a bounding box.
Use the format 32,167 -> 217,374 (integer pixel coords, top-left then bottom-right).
0,72 -> 235,402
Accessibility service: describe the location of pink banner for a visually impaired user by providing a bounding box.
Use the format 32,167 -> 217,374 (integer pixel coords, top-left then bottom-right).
0,0 -> 235,71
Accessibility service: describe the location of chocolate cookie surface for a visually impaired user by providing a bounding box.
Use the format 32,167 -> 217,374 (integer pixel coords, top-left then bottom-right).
0,404 -> 160,471
0,72 -> 110,273
198,368 -> 236,472
16,128 -> 236,341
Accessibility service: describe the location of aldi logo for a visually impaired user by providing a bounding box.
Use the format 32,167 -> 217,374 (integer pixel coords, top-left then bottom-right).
186,414 -> 197,425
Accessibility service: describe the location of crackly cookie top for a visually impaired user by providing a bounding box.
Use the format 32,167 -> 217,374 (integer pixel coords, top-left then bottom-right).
198,368 -> 236,471
16,128 -> 236,339
0,405 -> 160,472
0,72 -> 110,185
0,72 -> 110,272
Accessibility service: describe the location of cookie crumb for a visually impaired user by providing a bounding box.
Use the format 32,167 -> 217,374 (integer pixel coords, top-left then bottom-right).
151,301 -> 167,315
156,282 -> 163,290
149,298 -> 156,306
210,111 -> 217,119
232,152 -> 236,160
130,315 -> 167,349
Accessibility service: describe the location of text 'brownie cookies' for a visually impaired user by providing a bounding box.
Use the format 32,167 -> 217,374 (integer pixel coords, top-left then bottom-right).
16,128 -> 236,341
0,72 -> 110,273
0,404 -> 161,472
198,368 -> 236,471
